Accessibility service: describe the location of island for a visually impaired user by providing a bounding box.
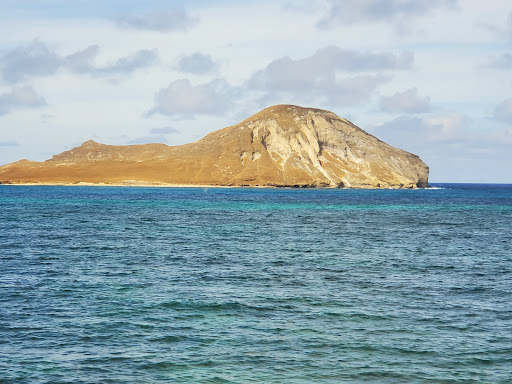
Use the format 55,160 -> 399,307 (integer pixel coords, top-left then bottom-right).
0,105 -> 428,188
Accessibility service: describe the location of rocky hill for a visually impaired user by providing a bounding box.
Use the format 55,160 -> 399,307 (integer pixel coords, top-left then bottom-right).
0,105 -> 429,188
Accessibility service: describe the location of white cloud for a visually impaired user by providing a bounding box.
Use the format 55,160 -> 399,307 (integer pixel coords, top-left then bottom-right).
506,11 -> 512,38
317,0 -> 458,29
249,47 -> 413,86
0,86 -> 47,116
373,113 -> 469,145
245,46 -> 411,107
117,8 -> 198,32
1,40 -> 60,83
65,45 -> 100,73
1,40 -> 158,83
380,88 -> 431,113
93,49 -> 158,75
421,113 -> 470,142
479,10 -> 512,40
494,97 -> 512,124
329,75 -> 390,105
482,53 -> 512,69
371,112 -> 512,182
175,52 -> 217,74
148,79 -> 234,118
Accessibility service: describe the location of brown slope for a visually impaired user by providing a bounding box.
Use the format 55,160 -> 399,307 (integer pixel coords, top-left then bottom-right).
0,105 -> 429,188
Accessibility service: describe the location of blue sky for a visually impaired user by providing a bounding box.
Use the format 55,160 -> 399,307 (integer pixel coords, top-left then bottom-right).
0,0 -> 511,183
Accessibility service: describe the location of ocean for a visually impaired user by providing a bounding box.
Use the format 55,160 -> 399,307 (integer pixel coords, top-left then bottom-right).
1,184 -> 511,383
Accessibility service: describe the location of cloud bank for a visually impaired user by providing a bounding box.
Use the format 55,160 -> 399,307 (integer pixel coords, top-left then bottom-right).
244,46 -> 411,107
148,46 -> 414,118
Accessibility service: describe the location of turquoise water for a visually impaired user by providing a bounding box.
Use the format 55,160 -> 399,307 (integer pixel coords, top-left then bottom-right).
1,184 -> 511,383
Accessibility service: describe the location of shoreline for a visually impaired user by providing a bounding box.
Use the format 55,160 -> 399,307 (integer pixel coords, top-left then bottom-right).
0,182 -> 240,188
0,181 -> 425,189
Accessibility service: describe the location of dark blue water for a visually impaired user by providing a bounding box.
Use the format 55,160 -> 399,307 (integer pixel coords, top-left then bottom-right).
1,184 -> 511,383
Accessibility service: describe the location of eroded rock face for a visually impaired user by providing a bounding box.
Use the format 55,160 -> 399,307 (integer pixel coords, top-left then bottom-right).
0,105 -> 429,188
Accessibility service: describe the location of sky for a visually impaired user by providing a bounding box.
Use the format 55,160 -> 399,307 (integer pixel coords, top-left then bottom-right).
0,0 -> 511,183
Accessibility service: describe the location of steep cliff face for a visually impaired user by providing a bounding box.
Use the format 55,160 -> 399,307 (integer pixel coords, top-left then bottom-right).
0,105 -> 429,188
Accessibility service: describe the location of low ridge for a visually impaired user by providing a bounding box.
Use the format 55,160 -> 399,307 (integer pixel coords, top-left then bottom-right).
0,105 -> 429,188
